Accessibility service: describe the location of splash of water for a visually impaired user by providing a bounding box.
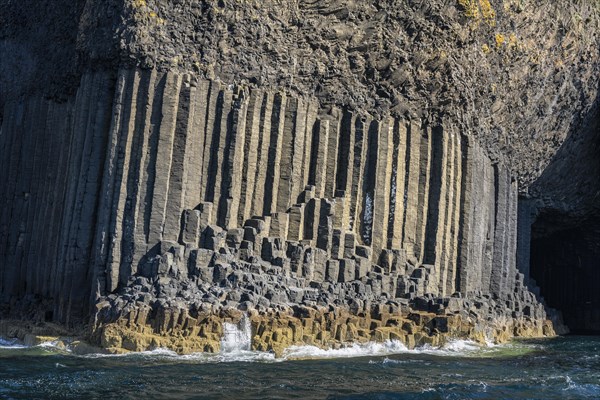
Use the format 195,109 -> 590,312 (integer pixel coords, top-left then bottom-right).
1,334 -> 532,363
220,314 -> 252,353
0,337 -> 25,349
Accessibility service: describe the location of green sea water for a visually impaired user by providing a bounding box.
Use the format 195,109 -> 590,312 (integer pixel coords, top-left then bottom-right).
0,335 -> 599,399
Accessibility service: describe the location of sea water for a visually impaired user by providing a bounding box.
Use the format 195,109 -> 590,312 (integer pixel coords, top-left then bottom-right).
0,330 -> 599,399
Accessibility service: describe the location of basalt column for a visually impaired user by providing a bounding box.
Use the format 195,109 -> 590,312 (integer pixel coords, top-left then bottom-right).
0,68 -> 535,324
0,72 -> 114,323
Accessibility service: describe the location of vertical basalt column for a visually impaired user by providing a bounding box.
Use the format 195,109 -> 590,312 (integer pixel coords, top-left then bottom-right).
414,123 -> 432,264
105,69 -> 142,289
238,89 -> 264,226
316,200 -> 334,252
490,164 -> 510,295
0,101 -> 22,299
290,99 -> 308,206
402,119 -> 423,260
119,70 -> 157,277
1,99 -> 32,298
128,70 -> 160,273
423,125 -> 448,295
304,198 -> 322,243
287,204 -> 305,241
332,196 -> 346,230
349,116 -> 370,234
21,97 -> 47,300
309,119 -> 330,198
199,81 -> 222,205
209,88 -> 234,226
470,141 -> 489,294
300,100 -> 319,193
55,73 -> 96,302
94,69 -> 152,293
336,110 -> 355,194
250,91 -> 274,218
40,103 -> 69,296
270,212 -> 289,239
147,72 -> 182,244
25,101 -> 51,294
457,135 -> 475,294
371,117 -> 394,262
163,76 -> 195,242
45,102 -> 74,301
336,110 -> 356,231
516,198 -> 535,283
480,147 -> 496,294
10,97 -> 38,298
504,179 -> 519,294
445,131 -> 463,295
389,119 -> 408,250
276,97 -> 299,212
60,72 -> 113,319
438,127 -> 458,296
324,109 -> 342,199
263,93 -> 287,215
183,79 -> 210,211
359,120 -> 379,247
457,137 -> 496,295
220,89 -> 249,229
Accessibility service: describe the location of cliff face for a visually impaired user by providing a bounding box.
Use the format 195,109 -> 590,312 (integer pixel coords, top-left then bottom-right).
109,0 -> 599,188
0,0 -> 599,350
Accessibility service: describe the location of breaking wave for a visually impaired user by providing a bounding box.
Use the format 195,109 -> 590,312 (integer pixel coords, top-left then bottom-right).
0,330 -> 533,364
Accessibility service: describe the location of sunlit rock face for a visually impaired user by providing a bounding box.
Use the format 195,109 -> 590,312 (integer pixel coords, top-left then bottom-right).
0,0 -> 598,348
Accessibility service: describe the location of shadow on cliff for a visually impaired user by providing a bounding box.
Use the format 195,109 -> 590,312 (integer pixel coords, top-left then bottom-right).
526,92 -> 600,334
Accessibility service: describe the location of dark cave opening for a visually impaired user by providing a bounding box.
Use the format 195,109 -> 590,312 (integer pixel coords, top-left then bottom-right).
526,102 -> 600,335
530,213 -> 600,334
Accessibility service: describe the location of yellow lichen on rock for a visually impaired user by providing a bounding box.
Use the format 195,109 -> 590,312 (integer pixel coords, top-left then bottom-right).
479,0 -> 496,26
495,33 -> 506,48
458,0 -> 480,18
457,0 -> 496,26
88,304 -> 557,357
508,33 -> 518,48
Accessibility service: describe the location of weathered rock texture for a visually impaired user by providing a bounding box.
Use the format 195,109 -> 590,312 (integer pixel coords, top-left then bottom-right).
1,0 -> 599,350
0,67 -> 562,349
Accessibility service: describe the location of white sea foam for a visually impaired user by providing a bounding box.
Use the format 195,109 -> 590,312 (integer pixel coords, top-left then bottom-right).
0,337 -> 25,349
442,339 -> 483,352
282,340 -> 410,360
2,323 -> 524,364
82,316 -> 276,363
42,336 -> 514,363
220,314 -> 252,353
559,374 -> 600,395
37,340 -> 63,348
81,346 -> 276,363
80,339 -> 497,363
412,339 -> 491,356
0,336 -> 72,351
279,338 -> 511,361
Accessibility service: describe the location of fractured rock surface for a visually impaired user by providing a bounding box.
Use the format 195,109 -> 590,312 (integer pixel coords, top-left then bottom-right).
1,0 -> 598,350
1,68 -> 558,350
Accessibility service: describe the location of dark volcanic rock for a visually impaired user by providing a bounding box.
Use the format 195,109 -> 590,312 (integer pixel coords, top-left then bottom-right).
0,0 -> 598,344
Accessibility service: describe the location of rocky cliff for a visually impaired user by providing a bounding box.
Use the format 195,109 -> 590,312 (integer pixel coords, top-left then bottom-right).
1,0 -> 599,352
